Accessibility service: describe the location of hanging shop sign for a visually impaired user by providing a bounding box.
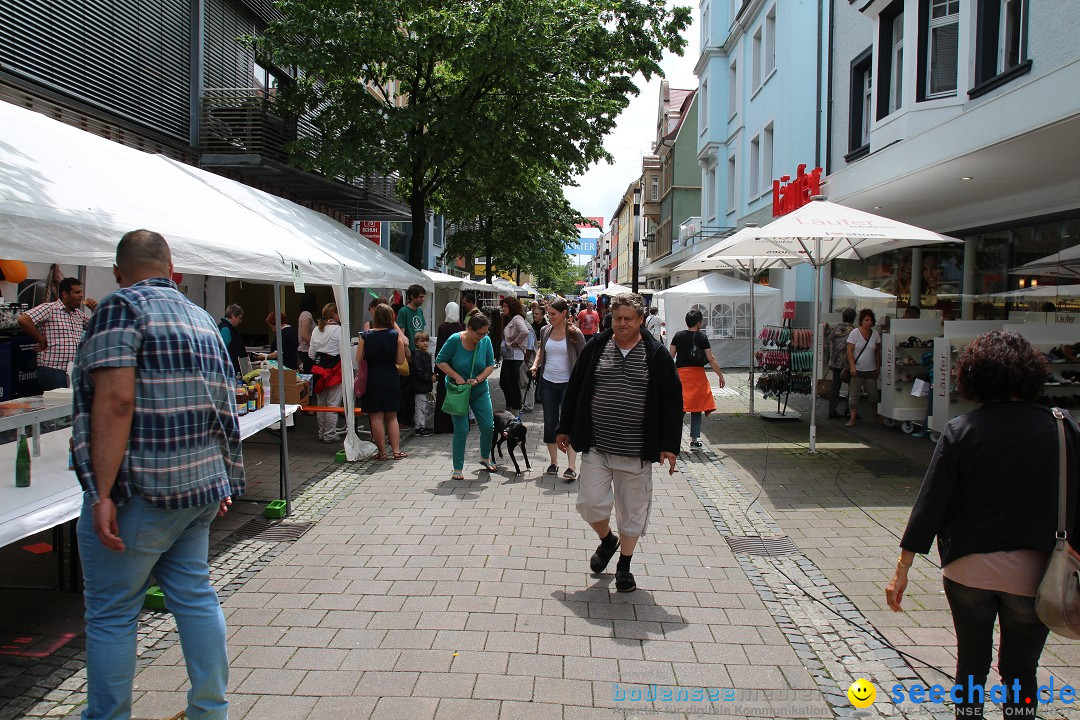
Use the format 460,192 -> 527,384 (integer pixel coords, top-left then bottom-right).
773,164 -> 823,217
353,220 -> 383,245
783,301 -> 796,320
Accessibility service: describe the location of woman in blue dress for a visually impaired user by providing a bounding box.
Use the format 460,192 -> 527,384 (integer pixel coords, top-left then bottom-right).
356,303 -> 406,460
435,312 -> 496,480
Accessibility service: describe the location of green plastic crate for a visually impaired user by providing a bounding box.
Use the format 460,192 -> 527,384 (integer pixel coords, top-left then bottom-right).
144,586 -> 167,611
335,449 -> 347,463
264,500 -> 287,519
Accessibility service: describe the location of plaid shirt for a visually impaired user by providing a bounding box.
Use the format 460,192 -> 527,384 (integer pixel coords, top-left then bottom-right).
23,300 -> 90,370
72,278 -> 244,508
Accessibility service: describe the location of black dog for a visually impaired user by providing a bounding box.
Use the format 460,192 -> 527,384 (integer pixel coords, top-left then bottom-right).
490,411 -> 531,475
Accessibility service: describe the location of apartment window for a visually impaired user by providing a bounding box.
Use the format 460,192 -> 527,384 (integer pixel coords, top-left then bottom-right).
708,166 -> 718,220
848,47 -> 873,156
651,175 -> 659,201
973,0 -> 1029,92
700,80 -> 709,131
765,9 -> 776,77
726,155 -> 736,213
876,2 -> 904,120
728,62 -> 738,118
752,29 -> 762,89
762,123 -> 774,192
749,136 -> 760,196
925,0 -> 960,97
702,2 -> 711,47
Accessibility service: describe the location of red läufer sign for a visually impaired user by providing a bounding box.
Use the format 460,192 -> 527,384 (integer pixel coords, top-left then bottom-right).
783,301 -> 796,320
773,164 -> 823,217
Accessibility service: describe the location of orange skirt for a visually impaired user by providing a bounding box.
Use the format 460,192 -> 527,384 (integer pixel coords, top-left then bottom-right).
678,366 -> 715,414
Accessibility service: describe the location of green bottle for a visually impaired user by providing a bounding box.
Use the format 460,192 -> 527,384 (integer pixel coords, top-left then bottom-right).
15,436 -> 30,487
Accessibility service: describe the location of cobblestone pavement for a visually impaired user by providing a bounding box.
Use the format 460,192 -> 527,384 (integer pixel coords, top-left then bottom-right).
2,368 -> 1079,720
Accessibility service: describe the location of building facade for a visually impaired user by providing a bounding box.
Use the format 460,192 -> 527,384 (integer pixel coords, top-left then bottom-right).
0,0 -> 444,266
824,0 -> 1080,318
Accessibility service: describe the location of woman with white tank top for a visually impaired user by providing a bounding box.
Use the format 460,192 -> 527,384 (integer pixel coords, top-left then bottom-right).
530,298 -> 586,481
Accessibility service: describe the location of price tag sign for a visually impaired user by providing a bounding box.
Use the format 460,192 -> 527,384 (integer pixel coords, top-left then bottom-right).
291,262 -> 305,293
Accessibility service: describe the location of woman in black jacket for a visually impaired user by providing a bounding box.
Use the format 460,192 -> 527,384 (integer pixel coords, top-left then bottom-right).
886,330 -> 1079,720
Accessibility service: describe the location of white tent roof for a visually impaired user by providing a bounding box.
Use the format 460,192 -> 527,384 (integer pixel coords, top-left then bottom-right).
0,100 -> 428,290
1009,245 -> 1080,278
653,272 -> 781,299
672,225 -> 804,274
422,269 -> 489,292
832,278 -> 897,299
992,284 -> 1080,299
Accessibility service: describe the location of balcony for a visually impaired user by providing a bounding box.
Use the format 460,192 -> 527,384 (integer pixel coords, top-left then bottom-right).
199,88 -> 408,217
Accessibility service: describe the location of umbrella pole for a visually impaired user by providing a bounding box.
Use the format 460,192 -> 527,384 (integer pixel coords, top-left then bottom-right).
273,282 -> 293,515
748,259 -> 755,415
809,242 -> 821,454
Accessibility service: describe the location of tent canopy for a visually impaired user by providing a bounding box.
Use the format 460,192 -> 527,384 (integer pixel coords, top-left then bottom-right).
422,269 -> 490,292
1009,245 -> 1080,278
654,273 -> 781,367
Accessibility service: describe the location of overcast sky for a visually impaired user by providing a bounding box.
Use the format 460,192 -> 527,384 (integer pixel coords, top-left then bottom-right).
563,6 -> 700,231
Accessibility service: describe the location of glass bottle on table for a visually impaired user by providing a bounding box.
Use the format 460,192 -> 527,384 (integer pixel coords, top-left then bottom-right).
16,435 -> 30,487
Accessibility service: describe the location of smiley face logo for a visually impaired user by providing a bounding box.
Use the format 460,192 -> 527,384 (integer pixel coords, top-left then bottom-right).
847,678 -> 876,708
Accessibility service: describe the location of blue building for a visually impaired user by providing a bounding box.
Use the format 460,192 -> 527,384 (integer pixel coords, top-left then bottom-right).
693,0 -> 828,313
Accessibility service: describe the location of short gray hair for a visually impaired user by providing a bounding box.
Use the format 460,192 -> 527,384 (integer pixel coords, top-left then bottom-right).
224,304 -> 244,319
610,293 -> 645,317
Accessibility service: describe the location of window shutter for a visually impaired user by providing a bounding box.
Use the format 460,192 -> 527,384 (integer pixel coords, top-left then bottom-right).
929,23 -> 959,94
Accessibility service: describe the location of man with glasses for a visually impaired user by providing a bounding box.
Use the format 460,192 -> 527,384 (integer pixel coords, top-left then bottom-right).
556,293 -> 682,592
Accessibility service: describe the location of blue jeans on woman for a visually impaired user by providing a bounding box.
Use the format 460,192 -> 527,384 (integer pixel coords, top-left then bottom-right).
943,577 -> 1049,719
450,384 -> 494,472
78,496 -> 228,720
684,412 -> 703,440
539,379 -> 569,444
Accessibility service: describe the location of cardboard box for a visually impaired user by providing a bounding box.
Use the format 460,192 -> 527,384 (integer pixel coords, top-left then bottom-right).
269,368 -> 309,405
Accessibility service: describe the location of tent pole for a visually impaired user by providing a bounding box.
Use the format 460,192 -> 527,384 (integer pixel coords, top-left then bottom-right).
748,259 -> 755,415
809,241 -> 821,454
273,282 -> 293,516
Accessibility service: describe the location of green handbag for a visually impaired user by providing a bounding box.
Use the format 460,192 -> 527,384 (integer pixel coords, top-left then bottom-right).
442,341 -> 479,416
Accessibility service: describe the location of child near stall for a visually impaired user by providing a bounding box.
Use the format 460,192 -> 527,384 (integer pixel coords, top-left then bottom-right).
412,332 -> 435,436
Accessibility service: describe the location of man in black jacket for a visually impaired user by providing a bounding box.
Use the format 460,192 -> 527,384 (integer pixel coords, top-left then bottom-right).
556,293 -> 682,592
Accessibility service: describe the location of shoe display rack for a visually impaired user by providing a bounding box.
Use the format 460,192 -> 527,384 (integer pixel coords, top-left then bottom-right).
755,319 -> 814,420
1005,323 -> 1080,416
930,320 -> 1009,434
878,318 -> 943,434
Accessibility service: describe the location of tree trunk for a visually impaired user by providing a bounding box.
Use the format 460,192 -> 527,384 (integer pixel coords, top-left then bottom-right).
485,238 -> 494,283
408,193 -> 427,269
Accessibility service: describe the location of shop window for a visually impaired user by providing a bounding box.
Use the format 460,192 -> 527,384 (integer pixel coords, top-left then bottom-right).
972,0 -> 1030,97
735,302 -> 752,338
923,0 -> 960,98
847,47 -> 873,158
876,2 -> 904,120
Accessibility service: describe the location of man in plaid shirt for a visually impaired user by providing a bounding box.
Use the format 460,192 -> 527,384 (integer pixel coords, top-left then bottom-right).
17,276 -> 97,389
72,230 -> 244,720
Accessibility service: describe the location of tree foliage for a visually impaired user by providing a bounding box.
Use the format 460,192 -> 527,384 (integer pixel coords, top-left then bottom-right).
254,0 -> 691,268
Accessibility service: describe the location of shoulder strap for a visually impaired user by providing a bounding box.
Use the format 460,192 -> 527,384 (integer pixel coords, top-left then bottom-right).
853,333 -> 870,363
1053,408 -> 1068,540
468,339 -> 480,378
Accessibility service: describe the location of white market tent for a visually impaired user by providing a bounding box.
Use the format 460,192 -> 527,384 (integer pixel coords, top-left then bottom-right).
0,100 -> 431,466
580,281 -> 634,298
992,284 -> 1080,299
654,273 -> 782,368
832,278 -> 898,318
709,197 -> 957,451
1009,245 -> 1080,279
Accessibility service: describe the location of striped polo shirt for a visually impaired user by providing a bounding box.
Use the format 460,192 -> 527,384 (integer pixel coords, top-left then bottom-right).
590,338 -> 649,457
72,277 -> 245,509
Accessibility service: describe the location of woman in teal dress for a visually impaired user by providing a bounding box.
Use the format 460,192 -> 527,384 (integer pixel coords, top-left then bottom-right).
435,312 -> 496,480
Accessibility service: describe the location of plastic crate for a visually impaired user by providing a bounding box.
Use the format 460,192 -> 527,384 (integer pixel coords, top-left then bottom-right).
335,449 -> 347,463
264,500 -> 287,519
144,586 -> 167,611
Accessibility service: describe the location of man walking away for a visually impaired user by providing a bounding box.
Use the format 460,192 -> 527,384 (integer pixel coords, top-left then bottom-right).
557,293 -> 682,592
646,305 -> 663,343
72,230 -> 244,720
18,276 -> 97,389
218,304 -> 246,373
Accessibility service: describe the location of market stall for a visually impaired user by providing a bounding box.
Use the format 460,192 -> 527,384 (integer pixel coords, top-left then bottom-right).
653,273 -> 782,367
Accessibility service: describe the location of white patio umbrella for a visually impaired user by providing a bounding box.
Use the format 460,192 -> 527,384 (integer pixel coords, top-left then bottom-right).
1008,245 -> 1080,279
991,284 -> 1080,299
703,197 -> 958,452
673,225 -> 805,414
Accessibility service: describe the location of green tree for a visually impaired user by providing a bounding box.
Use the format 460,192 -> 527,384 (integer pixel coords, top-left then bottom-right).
254,0 -> 690,268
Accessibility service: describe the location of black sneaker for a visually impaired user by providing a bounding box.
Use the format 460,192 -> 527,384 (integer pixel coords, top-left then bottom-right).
590,535 -> 619,573
689,439 -> 703,449
615,569 -> 637,592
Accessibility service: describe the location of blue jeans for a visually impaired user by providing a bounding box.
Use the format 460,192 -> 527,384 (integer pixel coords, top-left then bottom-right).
943,577 -> 1049,719
684,412 -> 702,439
78,496 -> 228,720
539,379 -> 569,444
451,385 -> 493,472
37,365 -> 69,390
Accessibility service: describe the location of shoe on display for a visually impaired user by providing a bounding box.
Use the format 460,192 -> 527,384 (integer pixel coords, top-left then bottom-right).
1048,348 -> 1067,363
1048,372 -> 1069,386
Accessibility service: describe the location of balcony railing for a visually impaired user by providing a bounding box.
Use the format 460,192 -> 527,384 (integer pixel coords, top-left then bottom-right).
200,88 -> 293,161
199,88 -> 404,206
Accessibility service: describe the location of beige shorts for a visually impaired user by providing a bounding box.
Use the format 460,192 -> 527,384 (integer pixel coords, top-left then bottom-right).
848,372 -> 880,408
576,450 -> 654,538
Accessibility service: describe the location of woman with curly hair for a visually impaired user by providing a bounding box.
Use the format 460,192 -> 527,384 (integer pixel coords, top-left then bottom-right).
886,329 -> 1080,720
845,308 -> 881,426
